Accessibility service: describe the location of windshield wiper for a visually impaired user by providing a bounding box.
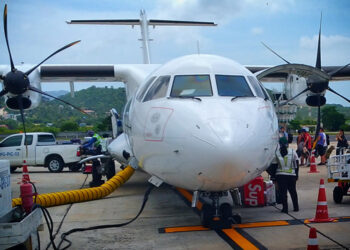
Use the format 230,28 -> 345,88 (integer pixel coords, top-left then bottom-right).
231,96 -> 249,102
168,96 -> 202,101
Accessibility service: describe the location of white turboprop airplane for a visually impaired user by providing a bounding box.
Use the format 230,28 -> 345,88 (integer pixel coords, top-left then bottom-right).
1,6 -> 350,227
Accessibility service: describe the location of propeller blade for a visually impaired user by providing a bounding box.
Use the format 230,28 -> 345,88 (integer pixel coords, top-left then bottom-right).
3,5 -> 15,71
279,87 -> 310,105
16,95 -> 28,157
329,63 -> 350,77
261,42 -> 290,64
28,85 -> 89,115
315,13 -> 322,69
327,87 -> 350,103
0,89 -> 8,97
25,40 -> 81,76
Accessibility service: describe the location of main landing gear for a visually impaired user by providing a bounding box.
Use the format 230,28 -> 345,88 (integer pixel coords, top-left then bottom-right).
199,191 -> 241,229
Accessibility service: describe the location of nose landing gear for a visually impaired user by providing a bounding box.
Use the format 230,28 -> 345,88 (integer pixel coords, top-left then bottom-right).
199,192 -> 241,229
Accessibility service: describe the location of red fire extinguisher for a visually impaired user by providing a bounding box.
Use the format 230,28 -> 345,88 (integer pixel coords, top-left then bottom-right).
20,182 -> 34,213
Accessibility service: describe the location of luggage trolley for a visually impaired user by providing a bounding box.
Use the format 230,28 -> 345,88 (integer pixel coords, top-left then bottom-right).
327,151 -> 350,204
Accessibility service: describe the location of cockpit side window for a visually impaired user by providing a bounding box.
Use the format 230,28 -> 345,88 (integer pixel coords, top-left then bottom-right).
170,75 -> 212,97
143,75 -> 171,102
136,76 -> 156,102
247,76 -> 265,98
247,76 -> 271,100
215,75 -> 254,97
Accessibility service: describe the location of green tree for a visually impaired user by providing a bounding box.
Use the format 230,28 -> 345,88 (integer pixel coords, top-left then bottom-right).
289,119 -> 301,130
321,106 -> 345,131
94,116 -> 112,132
60,121 -> 79,131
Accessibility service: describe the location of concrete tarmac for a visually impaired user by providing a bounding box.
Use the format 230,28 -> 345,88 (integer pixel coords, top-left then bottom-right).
10,144 -> 350,249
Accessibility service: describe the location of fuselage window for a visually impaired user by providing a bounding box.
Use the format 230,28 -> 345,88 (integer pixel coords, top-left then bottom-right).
170,75 -> 212,97
215,75 -> 254,97
143,75 -> 171,102
247,76 -> 265,98
136,76 -> 156,102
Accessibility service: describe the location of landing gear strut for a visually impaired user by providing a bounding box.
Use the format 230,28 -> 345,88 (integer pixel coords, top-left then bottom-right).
199,191 -> 241,229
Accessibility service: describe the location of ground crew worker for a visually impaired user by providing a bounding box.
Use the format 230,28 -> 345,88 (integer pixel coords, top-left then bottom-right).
82,130 -> 104,187
275,137 -> 299,213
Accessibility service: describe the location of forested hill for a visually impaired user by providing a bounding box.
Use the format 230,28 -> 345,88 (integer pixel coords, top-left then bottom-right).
295,104 -> 350,120
25,86 -> 126,126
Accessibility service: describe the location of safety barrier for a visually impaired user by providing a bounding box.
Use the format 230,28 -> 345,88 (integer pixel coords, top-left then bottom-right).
12,166 -> 135,207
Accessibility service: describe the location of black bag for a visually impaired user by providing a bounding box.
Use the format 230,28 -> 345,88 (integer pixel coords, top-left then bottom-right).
326,134 -> 330,146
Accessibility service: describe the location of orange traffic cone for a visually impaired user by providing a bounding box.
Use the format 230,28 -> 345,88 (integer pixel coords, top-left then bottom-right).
308,151 -> 319,173
307,227 -> 319,250
309,179 -> 335,222
22,160 -> 30,183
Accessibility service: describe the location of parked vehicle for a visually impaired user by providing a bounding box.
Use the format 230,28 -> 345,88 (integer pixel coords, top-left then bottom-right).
0,132 -> 81,173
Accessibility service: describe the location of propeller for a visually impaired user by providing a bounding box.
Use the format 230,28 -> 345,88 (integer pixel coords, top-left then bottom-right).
262,13 -> 350,140
0,4 -> 86,155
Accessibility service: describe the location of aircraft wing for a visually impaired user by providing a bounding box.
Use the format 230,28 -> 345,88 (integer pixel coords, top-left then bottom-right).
38,64 -> 160,99
245,65 -> 350,82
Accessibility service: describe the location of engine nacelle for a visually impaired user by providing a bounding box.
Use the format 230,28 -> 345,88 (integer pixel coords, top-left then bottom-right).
3,68 -> 42,110
107,133 -> 133,164
285,74 -> 308,106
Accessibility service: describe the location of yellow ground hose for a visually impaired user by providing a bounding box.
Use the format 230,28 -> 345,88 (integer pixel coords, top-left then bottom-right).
12,166 -> 135,208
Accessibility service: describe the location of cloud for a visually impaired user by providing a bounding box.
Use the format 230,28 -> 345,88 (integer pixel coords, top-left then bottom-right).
300,34 -> 350,50
298,34 -> 350,65
251,27 -> 263,35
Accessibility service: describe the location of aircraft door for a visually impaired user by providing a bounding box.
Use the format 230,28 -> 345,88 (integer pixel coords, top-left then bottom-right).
123,99 -> 134,148
0,135 -> 23,166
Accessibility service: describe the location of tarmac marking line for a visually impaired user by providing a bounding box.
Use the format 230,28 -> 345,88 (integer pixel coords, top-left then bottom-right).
159,225 -> 210,233
233,220 -> 289,228
221,228 -> 259,250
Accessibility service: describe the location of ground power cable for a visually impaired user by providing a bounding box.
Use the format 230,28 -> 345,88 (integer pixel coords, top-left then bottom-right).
272,204 -> 349,249
45,174 -> 89,250
56,184 -> 154,250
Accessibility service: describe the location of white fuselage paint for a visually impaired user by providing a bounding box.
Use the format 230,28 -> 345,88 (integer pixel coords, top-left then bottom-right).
108,54 -> 279,192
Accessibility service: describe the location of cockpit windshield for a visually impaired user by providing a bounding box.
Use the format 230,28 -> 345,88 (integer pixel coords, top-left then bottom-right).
170,75 -> 212,97
215,75 -> 254,97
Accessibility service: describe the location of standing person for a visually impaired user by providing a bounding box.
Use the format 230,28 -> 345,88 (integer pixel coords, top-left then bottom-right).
301,129 -> 312,166
314,128 -> 327,165
275,137 -> 299,213
296,129 -> 304,158
279,126 -> 289,147
336,129 -> 348,155
82,130 -> 104,187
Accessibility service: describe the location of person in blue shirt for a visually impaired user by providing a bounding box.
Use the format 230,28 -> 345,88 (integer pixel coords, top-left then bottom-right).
314,128 -> 327,165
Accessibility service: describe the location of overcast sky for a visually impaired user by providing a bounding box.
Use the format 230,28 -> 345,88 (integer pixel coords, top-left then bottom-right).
0,0 -> 349,106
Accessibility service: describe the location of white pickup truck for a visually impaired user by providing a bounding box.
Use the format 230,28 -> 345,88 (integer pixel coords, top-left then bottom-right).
0,132 -> 81,173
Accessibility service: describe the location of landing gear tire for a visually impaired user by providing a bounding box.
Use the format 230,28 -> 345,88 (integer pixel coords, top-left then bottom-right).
333,186 -> 343,204
200,204 -> 214,227
220,203 -> 233,219
10,166 -> 18,173
46,156 -> 64,173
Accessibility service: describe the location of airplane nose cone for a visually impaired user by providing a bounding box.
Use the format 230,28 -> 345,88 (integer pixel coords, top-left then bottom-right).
207,118 -> 251,145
